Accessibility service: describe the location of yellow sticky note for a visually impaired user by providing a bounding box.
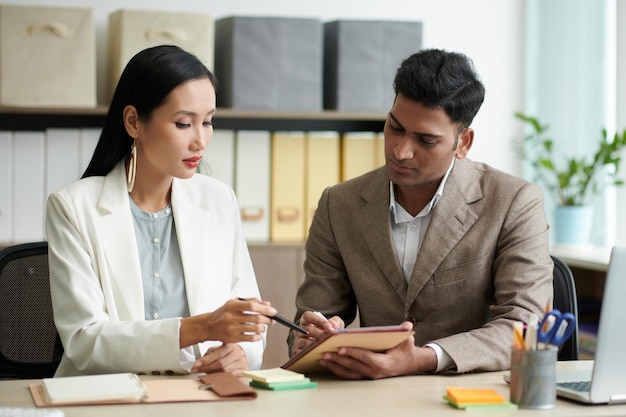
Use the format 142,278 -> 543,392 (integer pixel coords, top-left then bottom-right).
446,387 -> 506,405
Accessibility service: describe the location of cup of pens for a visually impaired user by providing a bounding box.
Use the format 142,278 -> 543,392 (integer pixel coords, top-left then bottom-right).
509,309 -> 574,409
509,347 -> 557,409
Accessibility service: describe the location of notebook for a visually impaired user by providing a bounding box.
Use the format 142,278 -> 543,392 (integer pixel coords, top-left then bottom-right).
554,245 -> 626,404
41,373 -> 146,404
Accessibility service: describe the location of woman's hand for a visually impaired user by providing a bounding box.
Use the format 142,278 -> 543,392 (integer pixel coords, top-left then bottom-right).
190,343 -> 249,375
180,298 -> 276,347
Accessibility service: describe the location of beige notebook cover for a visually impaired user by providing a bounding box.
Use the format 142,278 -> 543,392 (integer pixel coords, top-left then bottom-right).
281,325 -> 413,374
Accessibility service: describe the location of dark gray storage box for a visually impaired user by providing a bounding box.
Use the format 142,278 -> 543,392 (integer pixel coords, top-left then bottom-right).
324,20 -> 422,112
214,16 -> 323,111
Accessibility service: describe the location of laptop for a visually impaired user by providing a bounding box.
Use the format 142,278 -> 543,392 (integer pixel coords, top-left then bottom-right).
503,245 -> 626,404
554,245 -> 626,404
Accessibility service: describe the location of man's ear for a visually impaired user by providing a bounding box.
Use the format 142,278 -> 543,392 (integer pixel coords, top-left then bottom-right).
123,105 -> 140,139
455,128 -> 474,159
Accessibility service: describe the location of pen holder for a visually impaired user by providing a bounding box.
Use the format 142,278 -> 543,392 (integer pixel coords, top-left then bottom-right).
509,348 -> 557,409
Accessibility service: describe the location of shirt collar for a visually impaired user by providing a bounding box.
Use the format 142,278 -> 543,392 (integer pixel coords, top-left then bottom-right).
389,158 -> 455,219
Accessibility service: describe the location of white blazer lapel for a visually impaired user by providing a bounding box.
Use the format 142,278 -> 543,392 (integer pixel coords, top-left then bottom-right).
171,177 -> 211,316
97,162 -> 145,320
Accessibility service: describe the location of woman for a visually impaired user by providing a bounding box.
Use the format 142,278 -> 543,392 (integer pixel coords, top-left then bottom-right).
46,45 -> 275,377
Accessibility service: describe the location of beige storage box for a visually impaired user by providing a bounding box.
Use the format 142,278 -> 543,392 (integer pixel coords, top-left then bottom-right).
107,9 -> 214,103
0,4 -> 96,107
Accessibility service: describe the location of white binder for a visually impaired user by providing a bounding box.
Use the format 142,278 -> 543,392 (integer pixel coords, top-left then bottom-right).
45,128 -> 81,197
13,131 -> 45,242
235,130 -> 270,242
203,129 -> 235,188
0,131 -> 13,243
79,128 -> 101,175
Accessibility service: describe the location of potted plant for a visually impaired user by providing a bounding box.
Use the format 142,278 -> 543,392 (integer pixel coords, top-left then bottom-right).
515,112 -> 626,244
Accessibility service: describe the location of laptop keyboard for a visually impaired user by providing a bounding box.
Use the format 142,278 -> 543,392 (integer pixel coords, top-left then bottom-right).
558,381 -> 591,393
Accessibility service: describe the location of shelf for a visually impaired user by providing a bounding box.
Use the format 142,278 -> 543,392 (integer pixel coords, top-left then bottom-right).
550,245 -> 611,272
0,106 -> 386,132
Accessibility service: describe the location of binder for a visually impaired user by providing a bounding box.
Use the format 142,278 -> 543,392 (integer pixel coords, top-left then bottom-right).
13,131 -> 45,242
235,130 -> 271,242
305,131 -> 340,236
270,131 -> 306,242
0,131 -> 12,243
45,128 -> 81,197
203,129 -> 235,188
375,132 -> 386,168
341,131 -> 378,182
79,128 -> 101,175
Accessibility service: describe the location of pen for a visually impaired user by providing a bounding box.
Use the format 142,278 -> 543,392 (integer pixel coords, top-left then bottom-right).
237,298 -> 309,334
271,314 -> 309,335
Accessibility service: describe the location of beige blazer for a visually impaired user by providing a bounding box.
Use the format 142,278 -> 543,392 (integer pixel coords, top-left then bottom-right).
47,162 -> 264,376
293,158 -> 552,373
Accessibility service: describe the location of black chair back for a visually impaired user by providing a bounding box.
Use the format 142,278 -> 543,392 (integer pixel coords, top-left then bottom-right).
551,255 -> 579,361
0,242 -> 63,379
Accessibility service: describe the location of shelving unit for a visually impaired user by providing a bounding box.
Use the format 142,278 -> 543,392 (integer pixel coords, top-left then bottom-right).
0,106 -> 386,132
1,106 -> 385,368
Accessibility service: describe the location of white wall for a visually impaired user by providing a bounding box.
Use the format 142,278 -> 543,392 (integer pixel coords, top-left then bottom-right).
3,0 -> 526,175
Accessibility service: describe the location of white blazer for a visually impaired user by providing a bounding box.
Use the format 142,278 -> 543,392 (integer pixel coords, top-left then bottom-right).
46,162 -> 264,376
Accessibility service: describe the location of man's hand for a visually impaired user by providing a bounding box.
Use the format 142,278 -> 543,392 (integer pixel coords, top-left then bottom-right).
317,321 -> 438,379
292,311 -> 345,356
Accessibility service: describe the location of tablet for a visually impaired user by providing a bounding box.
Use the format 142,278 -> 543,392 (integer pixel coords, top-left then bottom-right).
280,324 -> 414,374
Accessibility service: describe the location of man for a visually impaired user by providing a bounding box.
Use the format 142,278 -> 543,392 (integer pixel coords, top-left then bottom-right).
288,49 -> 552,379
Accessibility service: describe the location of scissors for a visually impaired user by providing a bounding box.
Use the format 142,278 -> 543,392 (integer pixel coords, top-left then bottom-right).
537,309 -> 576,349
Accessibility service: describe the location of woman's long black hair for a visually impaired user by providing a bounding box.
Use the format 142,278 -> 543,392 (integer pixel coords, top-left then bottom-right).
82,45 -> 217,178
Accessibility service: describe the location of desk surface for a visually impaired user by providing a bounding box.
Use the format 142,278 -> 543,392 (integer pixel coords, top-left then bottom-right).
1,361 -> 624,417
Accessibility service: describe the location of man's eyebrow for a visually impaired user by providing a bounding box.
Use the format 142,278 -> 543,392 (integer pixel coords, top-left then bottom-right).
388,111 -> 442,138
388,111 -> 404,129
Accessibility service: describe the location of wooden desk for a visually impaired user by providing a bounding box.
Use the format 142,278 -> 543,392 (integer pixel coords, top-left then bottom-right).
1,361 -> 625,416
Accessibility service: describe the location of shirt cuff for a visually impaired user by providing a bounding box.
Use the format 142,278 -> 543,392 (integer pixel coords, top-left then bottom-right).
424,342 -> 454,373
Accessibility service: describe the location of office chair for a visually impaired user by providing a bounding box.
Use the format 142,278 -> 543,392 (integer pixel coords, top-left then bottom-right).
0,241 -> 63,379
551,255 -> 579,361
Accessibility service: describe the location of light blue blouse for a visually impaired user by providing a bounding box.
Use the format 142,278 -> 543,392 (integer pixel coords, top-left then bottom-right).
129,198 -> 190,321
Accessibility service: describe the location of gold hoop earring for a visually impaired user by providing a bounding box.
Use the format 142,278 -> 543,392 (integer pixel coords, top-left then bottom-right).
127,142 -> 137,193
